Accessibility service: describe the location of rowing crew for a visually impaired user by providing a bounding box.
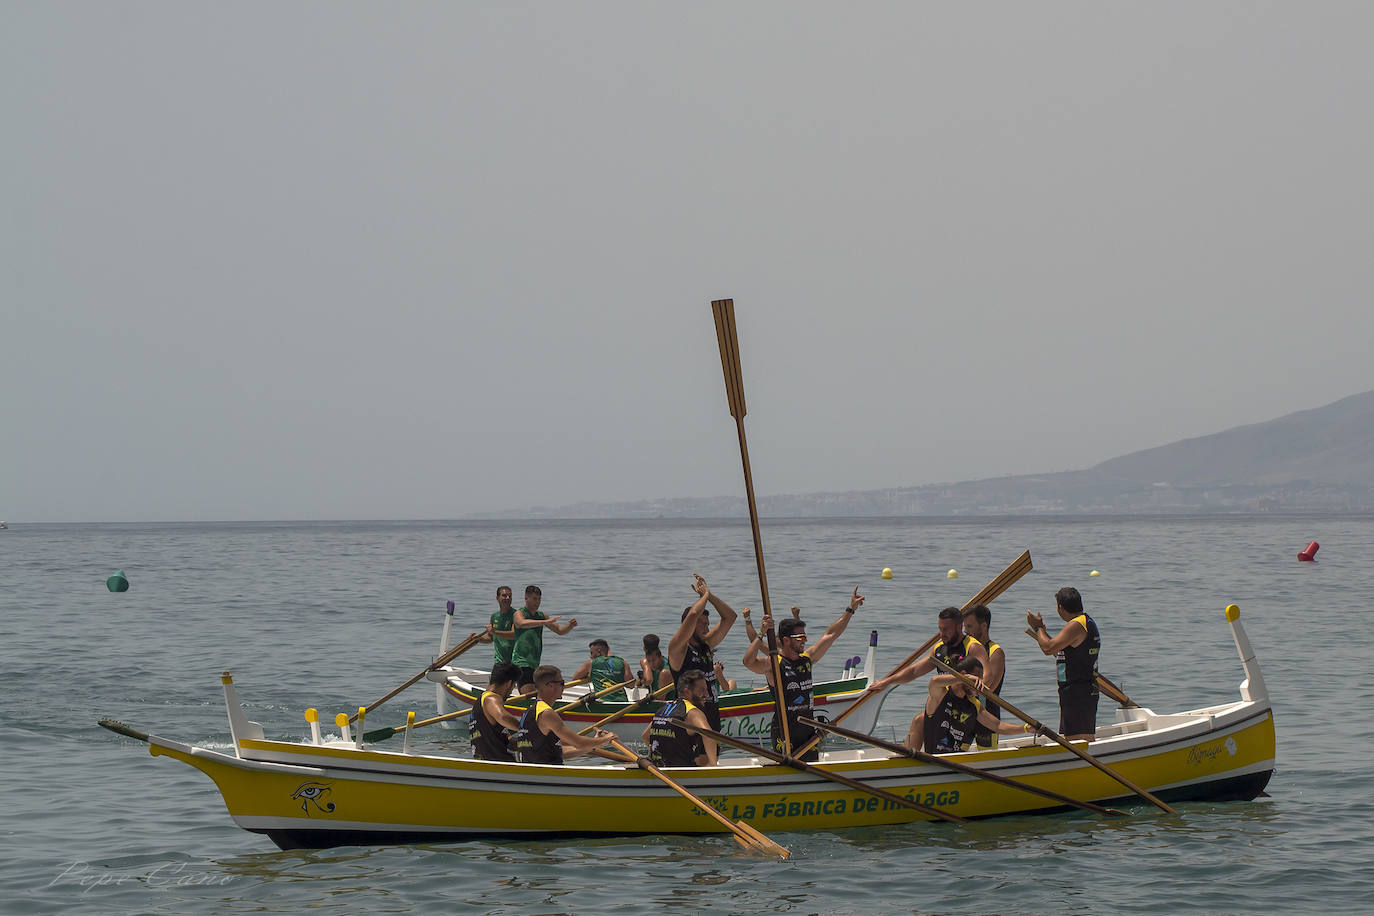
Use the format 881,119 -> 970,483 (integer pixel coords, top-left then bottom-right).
873,586 -> 1102,754
469,579 -> 1101,765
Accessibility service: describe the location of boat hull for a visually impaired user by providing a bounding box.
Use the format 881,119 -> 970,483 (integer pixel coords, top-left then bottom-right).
149,700 -> 1275,850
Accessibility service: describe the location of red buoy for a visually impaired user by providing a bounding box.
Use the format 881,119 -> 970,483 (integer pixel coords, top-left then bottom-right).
1298,540 -> 1319,562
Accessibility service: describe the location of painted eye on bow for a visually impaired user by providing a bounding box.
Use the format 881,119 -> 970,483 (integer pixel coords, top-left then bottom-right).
290,781 -> 336,814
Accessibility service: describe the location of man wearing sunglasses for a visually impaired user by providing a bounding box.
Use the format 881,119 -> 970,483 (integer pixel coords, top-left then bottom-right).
741,587 -> 864,762
512,666 -> 616,764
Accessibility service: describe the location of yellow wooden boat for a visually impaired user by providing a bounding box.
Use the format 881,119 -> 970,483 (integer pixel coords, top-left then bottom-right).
100,605 -> 1273,850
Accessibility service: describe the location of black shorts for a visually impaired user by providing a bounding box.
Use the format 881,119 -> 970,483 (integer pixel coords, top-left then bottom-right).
771,718 -> 820,762
516,666 -> 536,688
1058,682 -> 1099,736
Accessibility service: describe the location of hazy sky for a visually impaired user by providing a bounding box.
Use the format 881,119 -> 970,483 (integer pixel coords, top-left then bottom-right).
6,3 -> 1373,522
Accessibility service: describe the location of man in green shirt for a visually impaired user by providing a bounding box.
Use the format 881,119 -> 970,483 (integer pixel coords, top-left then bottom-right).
478,585 -> 519,666
573,639 -> 630,702
513,585 -> 578,691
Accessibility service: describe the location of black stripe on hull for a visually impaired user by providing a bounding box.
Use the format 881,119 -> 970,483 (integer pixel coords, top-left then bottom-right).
257,767 -> 1273,850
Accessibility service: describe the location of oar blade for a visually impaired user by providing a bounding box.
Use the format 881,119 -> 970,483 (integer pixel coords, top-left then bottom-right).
712,298 -> 747,419
735,820 -> 791,859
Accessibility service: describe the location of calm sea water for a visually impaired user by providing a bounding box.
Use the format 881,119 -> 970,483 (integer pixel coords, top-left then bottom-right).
3,515 -> 1372,914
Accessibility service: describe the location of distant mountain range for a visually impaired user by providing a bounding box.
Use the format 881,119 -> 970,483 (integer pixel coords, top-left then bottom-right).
476,389 -> 1374,518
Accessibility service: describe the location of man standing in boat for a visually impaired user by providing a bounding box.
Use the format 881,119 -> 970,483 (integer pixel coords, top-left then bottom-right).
871,606 -> 991,696
513,585 -> 578,692
513,666 -> 616,764
642,670 -> 717,767
468,661 -> 522,762
961,604 -> 1007,749
573,639 -> 631,702
666,574 -> 738,729
741,588 -> 864,762
477,585 -> 519,667
1027,586 -> 1101,741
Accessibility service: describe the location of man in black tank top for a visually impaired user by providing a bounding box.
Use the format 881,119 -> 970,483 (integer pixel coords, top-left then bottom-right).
872,606 -> 992,696
741,587 -> 865,761
960,604 -> 1006,748
667,574 -> 739,730
642,670 -> 717,766
908,659 -> 1037,754
512,666 -> 617,764
469,662 -> 522,761
1027,586 -> 1101,741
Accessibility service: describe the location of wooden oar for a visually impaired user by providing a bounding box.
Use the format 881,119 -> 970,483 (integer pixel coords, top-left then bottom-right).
350,631 -> 482,723
713,299 -> 794,756
577,683 -> 675,735
764,619 -> 792,756
792,549 -> 1035,758
797,716 -> 1125,817
711,298 -> 773,619
555,678 -> 639,716
928,654 -> 1178,814
686,721 -> 967,825
607,738 -> 790,859
1022,628 -> 1139,708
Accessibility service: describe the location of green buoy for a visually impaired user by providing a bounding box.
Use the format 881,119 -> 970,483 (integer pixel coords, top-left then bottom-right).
107,570 -> 129,592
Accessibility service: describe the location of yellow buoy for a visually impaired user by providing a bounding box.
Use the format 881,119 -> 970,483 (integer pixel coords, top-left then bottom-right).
1089,570 -> 1100,577
881,568 -> 893,579
947,569 -> 958,579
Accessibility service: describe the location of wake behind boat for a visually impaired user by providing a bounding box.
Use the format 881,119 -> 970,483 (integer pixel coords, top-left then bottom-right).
98,604 -> 1273,851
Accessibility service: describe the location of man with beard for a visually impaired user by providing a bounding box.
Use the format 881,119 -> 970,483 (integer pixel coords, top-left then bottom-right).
741,588 -> 864,762
642,670 -> 718,767
871,605 -> 991,696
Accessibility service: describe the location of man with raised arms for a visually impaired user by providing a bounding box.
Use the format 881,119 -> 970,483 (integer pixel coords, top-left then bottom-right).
960,603 -> 1006,749
871,605 -> 991,697
512,585 -> 578,692
642,670 -> 717,767
512,666 -> 615,764
666,574 -> 738,730
468,661 -> 522,762
1027,586 -> 1101,742
572,638 -> 631,702
741,588 -> 864,762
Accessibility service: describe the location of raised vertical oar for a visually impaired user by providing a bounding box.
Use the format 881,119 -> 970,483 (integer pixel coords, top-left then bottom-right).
929,654 -> 1178,814
350,630 -> 482,723
792,550 -> 1034,758
712,298 -> 790,751
606,738 -> 790,859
